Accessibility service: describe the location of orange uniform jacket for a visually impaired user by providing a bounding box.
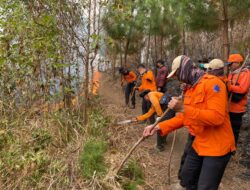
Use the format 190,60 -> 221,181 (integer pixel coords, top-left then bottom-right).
122,71 -> 137,83
158,74 -> 236,156
138,70 -> 157,91
228,68 -> 250,113
136,92 -> 164,121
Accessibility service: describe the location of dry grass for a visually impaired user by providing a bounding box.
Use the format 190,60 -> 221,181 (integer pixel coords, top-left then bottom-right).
0,72 -> 248,190
100,72 -> 250,190
0,98 -> 114,190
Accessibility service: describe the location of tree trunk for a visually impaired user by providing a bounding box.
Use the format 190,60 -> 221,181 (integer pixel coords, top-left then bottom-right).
119,40 -> 123,67
221,0 -> 229,61
160,34 -> 163,59
124,37 -> 130,67
154,35 -> 158,64
182,28 -> 186,55
84,0 -> 92,125
112,54 -> 117,79
90,0 -> 97,94
146,34 -> 151,67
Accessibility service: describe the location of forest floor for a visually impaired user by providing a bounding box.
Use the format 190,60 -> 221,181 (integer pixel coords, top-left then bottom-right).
99,72 -> 250,190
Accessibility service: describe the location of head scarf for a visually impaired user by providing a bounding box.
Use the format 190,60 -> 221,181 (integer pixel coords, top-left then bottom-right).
177,55 -> 205,86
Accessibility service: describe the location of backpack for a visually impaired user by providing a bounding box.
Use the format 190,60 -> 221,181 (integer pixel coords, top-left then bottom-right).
159,92 -> 176,121
160,92 -> 172,111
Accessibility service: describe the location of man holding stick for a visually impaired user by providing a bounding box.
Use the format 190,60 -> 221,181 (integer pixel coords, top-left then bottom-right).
225,54 -> 250,145
143,55 -> 235,190
119,67 -> 137,109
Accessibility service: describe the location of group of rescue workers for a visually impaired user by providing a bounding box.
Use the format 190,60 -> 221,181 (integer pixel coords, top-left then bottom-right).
119,53 -> 250,190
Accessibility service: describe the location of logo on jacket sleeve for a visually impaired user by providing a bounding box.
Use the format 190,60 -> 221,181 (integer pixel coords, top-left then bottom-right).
213,85 -> 220,93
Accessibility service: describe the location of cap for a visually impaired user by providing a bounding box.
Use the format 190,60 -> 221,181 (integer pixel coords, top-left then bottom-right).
203,59 -> 224,70
139,90 -> 151,98
227,54 -> 243,63
167,55 -> 183,78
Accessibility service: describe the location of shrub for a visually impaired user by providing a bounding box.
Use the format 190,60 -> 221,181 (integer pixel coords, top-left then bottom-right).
79,139 -> 107,179
88,108 -> 111,137
121,160 -> 144,190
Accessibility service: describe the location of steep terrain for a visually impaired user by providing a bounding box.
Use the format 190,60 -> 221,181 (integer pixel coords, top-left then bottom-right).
99,72 -> 250,190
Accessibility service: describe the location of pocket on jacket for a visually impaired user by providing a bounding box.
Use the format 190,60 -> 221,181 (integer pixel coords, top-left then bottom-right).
194,92 -> 205,104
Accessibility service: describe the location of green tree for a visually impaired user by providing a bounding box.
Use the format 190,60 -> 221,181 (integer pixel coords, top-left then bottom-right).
177,0 -> 250,60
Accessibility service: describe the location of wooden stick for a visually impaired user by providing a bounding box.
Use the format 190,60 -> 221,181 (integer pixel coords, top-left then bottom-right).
168,130 -> 177,185
228,53 -> 249,110
115,107 -> 171,175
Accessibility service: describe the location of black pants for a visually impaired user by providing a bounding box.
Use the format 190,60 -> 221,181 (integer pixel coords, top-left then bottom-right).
178,134 -> 195,186
142,99 -> 155,124
156,131 -> 167,149
181,147 -> 231,190
229,112 -> 244,144
156,109 -> 176,149
125,82 -> 136,106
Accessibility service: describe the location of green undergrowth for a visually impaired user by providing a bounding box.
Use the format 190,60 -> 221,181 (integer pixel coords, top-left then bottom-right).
0,98 -> 111,189
79,139 -> 108,178
79,106 -> 111,179
120,160 -> 145,190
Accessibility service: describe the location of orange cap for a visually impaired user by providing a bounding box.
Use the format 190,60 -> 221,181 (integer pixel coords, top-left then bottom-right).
227,54 -> 243,63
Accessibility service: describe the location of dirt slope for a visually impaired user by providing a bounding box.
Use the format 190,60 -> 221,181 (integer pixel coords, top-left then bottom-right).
99,72 -> 249,190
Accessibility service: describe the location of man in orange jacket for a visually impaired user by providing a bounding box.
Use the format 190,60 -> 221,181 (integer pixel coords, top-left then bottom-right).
225,54 -> 250,144
119,68 -> 137,109
134,64 -> 157,123
204,59 -> 225,78
143,55 -> 235,190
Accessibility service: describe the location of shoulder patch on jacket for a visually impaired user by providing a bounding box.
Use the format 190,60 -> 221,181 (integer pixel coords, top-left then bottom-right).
213,85 -> 220,93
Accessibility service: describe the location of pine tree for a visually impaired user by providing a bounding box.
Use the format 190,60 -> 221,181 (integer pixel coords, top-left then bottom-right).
178,0 -> 250,60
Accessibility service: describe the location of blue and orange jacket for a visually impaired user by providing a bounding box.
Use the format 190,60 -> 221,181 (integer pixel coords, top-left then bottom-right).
158,74 -> 235,156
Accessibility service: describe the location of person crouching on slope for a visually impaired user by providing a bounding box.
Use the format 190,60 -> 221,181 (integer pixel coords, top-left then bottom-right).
131,90 -> 175,151
119,67 -> 137,109
143,55 -> 235,190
